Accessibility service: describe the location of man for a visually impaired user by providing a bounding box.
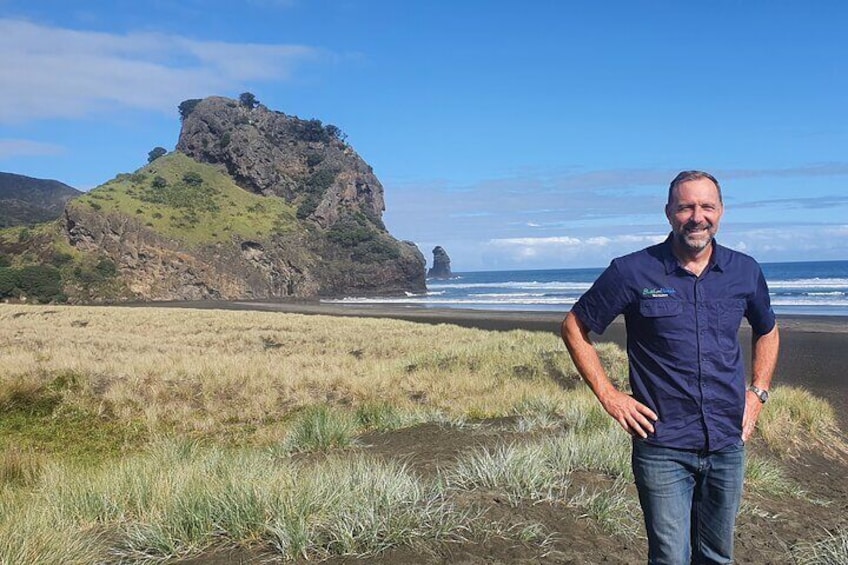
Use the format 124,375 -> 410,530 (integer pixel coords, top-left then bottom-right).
561,171 -> 779,564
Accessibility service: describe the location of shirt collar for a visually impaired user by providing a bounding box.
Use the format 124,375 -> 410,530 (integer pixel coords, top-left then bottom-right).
661,233 -> 727,275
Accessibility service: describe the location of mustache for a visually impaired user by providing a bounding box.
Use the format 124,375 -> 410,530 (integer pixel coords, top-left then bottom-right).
684,221 -> 713,231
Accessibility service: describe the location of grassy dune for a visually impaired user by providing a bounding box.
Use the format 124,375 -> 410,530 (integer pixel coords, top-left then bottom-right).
1,305 -> 845,563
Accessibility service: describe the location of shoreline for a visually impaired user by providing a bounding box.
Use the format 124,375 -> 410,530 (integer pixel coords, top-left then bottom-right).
128,299 -> 848,429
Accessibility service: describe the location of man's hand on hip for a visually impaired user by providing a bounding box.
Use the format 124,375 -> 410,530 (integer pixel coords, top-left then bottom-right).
742,392 -> 764,442
599,388 -> 658,438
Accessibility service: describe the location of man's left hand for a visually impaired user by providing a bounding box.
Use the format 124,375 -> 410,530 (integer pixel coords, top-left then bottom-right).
742,391 -> 763,442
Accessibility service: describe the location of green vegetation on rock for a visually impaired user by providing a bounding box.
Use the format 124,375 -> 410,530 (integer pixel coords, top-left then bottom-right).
71,152 -> 301,246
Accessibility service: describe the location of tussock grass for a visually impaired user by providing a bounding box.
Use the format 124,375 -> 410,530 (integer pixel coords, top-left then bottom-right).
792,528 -> 848,565
355,400 -> 409,431
757,386 -> 847,459
0,446 -> 45,487
514,395 -> 564,431
744,454 -> 806,498
446,443 -> 564,504
280,404 -> 359,453
544,427 -> 632,479
446,425 -> 636,535
0,439 -> 468,563
569,478 -> 641,538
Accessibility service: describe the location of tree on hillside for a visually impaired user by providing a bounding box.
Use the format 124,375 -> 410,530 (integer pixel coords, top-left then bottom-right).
239,92 -> 259,109
147,147 -> 167,163
325,124 -> 348,143
178,99 -> 202,121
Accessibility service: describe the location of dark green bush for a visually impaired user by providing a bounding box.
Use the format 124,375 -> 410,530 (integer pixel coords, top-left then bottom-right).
298,119 -> 330,143
141,175 -> 219,214
326,219 -> 375,247
147,147 -> 167,163
1,265 -> 65,302
306,169 -> 337,193
239,92 -> 259,109
94,258 -> 117,279
296,195 -> 321,219
325,124 -> 347,142
178,99 -> 202,121
306,152 -> 324,168
354,238 -> 401,261
182,172 -> 203,186
49,252 -> 73,267
70,257 -> 117,288
0,268 -> 16,296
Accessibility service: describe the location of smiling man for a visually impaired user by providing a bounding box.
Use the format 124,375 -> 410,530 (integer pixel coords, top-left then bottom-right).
561,170 -> 780,564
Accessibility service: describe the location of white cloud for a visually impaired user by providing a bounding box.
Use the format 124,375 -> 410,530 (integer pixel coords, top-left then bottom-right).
823,225 -> 848,237
0,18 -> 324,123
483,233 -> 667,268
0,139 -> 65,158
490,236 -> 583,247
719,225 -> 848,262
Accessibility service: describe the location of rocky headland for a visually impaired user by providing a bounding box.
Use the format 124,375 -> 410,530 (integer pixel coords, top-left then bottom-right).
0,95 -> 426,303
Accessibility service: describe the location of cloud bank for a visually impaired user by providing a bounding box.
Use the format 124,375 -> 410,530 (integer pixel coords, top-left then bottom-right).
385,165 -> 848,269
0,18 -> 324,123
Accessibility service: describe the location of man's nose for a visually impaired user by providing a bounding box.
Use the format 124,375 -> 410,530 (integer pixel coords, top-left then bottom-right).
692,206 -> 706,224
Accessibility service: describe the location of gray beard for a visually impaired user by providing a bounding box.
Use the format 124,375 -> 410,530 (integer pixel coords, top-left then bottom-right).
677,230 -> 713,252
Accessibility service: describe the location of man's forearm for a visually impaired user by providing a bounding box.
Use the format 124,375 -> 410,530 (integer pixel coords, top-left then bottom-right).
561,312 -> 616,400
561,311 -> 658,437
751,324 -> 779,390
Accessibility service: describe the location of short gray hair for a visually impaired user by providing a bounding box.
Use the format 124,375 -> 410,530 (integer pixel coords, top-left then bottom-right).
667,171 -> 722,206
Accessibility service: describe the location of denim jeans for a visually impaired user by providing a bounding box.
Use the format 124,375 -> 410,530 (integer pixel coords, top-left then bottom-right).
632,439 -> 746,565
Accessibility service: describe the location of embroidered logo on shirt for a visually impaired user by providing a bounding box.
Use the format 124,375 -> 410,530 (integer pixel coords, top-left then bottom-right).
642,287 -> 677,298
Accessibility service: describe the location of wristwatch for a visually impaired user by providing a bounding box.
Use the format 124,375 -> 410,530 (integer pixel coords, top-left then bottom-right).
747,385 -> 769,404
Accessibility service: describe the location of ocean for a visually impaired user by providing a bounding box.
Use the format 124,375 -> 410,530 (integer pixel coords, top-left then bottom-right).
325,260 -> 848,317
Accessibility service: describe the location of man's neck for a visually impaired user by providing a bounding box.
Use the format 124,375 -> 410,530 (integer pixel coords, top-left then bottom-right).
671,240 -> 713,277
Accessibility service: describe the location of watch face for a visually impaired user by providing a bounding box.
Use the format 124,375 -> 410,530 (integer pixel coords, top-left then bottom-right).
760,390 -> 769,403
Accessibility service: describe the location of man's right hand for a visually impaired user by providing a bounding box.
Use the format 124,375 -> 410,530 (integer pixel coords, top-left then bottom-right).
599,388 -> 658,438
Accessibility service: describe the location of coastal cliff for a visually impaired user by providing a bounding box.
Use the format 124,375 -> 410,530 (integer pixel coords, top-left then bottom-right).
0,95 -> 426,303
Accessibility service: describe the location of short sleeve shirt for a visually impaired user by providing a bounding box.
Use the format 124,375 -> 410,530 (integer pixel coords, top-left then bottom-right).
571,235 -> 776,451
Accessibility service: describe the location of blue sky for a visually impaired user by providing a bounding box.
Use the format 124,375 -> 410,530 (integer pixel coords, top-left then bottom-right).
1,1 -> 847,271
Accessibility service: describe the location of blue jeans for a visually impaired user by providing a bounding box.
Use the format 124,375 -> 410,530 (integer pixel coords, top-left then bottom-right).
632,439 -> 745,565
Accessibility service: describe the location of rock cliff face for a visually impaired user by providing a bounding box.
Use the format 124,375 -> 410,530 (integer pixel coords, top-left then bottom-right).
62,205 -> 319,301
18,95 -> 427,303
176,97 -> 383,229
427,246 -> 452,279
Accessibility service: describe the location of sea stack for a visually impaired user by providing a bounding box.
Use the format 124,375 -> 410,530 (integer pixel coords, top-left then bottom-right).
427,246 -> 452,279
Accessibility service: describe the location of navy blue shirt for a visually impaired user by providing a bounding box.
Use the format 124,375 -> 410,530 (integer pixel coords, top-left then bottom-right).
571,235 -> 776,451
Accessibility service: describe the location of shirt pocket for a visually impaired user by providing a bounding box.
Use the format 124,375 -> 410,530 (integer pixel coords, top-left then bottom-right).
639,299 -> 683,318
637,299 -> 684,345
716,299 -> 746,349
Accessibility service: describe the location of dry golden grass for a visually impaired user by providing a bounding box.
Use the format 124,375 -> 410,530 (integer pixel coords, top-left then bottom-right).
2,304 -> 845,461
0,305 -> 584,445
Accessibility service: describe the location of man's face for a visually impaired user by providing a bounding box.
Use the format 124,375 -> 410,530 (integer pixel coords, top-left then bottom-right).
665,177 -> 723,253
